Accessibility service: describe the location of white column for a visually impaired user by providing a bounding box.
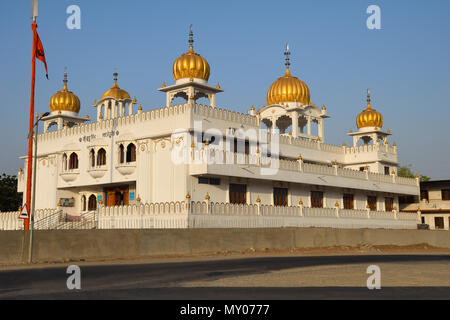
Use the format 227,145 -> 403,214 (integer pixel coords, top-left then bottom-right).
292,112 -> 299,138
128,102 -> 133,115
272,117 -> 277,134
112,100 -> 117,119
210,94 -> 216,108
97,104 -> 102,121
307,117 -> 311,136
318,119 -> 324,141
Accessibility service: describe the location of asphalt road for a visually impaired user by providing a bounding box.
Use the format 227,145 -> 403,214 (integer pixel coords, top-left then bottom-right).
1,255 -> 449,300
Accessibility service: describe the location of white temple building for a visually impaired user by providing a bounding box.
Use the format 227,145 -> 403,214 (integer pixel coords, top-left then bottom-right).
15,28 -> 420,229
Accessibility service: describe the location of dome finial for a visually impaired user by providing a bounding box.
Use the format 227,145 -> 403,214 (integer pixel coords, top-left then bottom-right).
367,88 -> 371,109
284,43 -> 291,76
188,24 -> 194,52
63,67 -> 68,90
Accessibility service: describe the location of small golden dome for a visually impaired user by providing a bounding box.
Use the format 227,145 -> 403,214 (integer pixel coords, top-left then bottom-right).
357,90 -> 383,129
173,26 -> 210,82
101,72 -> 131,101
267,45 -> 310,106
49,71 -> 80,113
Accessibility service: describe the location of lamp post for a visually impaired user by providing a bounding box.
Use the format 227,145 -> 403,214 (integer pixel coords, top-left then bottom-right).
28,112 -> 49,264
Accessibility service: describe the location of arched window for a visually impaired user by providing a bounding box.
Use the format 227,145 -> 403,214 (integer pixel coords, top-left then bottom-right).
126,144 -> 136,163
119,144 -> 125,164
81,195 -> 86,212
62,153 -> 68,171
97,148 -> 107,166
69,153 -> 78,170
88,195 -> 97,211
90,149 -> 95,168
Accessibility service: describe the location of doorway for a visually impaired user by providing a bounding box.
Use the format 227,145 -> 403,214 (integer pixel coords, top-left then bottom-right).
105,186 -> 129,207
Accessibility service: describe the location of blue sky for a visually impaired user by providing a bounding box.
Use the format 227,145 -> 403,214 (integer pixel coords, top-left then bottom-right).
0,0 -> 449,179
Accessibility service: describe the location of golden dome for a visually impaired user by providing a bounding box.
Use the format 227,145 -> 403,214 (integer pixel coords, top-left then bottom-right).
357,90 -> 383,129
267,45 -> 310,106
173,26 -> 210,81
101,72 -> 131,101
49,71 -> 80,113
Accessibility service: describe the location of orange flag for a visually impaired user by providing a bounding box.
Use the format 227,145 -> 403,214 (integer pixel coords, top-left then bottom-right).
32,23 -> 48,79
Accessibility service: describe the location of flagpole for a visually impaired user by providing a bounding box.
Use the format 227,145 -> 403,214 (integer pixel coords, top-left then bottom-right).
25,20 -> 37,231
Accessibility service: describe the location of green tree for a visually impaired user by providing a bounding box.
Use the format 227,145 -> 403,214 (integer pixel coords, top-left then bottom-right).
0,174 -> 22,212
398,165 -> 431,182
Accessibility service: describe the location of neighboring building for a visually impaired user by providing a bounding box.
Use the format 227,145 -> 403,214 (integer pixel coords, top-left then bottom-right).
16,29 -> 419,220
401,180 -> 450,230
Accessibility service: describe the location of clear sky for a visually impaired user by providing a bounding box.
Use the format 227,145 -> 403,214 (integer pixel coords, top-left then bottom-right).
0,0 -> 449,179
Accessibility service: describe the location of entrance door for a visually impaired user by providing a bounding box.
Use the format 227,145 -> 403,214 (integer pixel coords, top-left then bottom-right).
105,187 -> 130,207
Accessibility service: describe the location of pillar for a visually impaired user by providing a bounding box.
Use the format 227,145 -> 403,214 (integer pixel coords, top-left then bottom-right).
292,112 -> 299,138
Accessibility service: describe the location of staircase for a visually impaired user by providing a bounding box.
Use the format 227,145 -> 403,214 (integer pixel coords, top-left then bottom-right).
33,211 -> 97,230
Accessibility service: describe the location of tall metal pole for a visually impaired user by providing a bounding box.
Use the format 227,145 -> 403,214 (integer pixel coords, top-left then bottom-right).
25,21 -> 37,231
28,114 -> 39,264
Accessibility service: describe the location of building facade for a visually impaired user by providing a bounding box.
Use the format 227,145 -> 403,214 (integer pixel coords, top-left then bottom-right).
17,30 -> 419,221
401,180 -> 450,230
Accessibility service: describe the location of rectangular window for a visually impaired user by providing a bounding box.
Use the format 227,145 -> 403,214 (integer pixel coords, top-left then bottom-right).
385,197 -> 394,212
420,190 -> 429,201
367,196 -> 377,211
384,166 -> 390,175
230,184 -> 247,204
311,191 -> 324,208
343,194 -> 354,210
435,217 -> 444,230
360,167 -> 365,172
273,188 -> 288,207
199,177 -> 221,185
210,178 -> 221,186
442,189 -> 450,201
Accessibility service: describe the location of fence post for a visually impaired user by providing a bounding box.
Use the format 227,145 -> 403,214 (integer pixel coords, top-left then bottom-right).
297,155 -> 303,172
391,169 -> 397,184
256,197 -> 261,216
298,200 -> 304,217
366,204 -> 371,219
205,193 -> 211,214
335,202 -> 340,218
393,206 -> 398,220
333,160 -> 339,176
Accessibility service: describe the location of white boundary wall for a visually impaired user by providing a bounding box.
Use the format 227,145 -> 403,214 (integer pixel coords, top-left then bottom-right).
1,202 -> 419,231
97,201 -> 419,230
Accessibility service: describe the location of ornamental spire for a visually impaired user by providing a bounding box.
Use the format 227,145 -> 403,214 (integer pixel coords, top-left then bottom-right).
63,67 -> 68,90
284,43 -> 291,76
188,24 -> 194,52
367,88 -> 371,109
113,69 -> 119,88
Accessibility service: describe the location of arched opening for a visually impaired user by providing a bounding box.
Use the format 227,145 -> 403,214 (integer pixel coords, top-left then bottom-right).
97,148 -> 107,166
119,144 -> 125,164
81,195 -> 86,212
69,153 -> 78,170
298,116 -> 307,134
126,144 -> 136,163
171,92 -> 189,106
357,136 -> 373,146
276,115 -> 292,135
88,195 -> 97,211
90,149 -> 95,168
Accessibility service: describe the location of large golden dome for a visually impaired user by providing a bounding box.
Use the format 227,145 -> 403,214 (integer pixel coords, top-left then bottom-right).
357,90 -> 383,129
101,73 -> 131,100
267,45 -> 310,106
267,69 -> 310,106
173,26 -> 210,81
49,71 -> 80,113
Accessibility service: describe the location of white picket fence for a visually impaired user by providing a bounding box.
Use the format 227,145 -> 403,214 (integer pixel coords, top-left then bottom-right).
1,202 -> 420,231
97,201 -> 420,230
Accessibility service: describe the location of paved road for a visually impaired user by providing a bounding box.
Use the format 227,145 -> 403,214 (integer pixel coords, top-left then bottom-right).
1,255 -> 449,300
